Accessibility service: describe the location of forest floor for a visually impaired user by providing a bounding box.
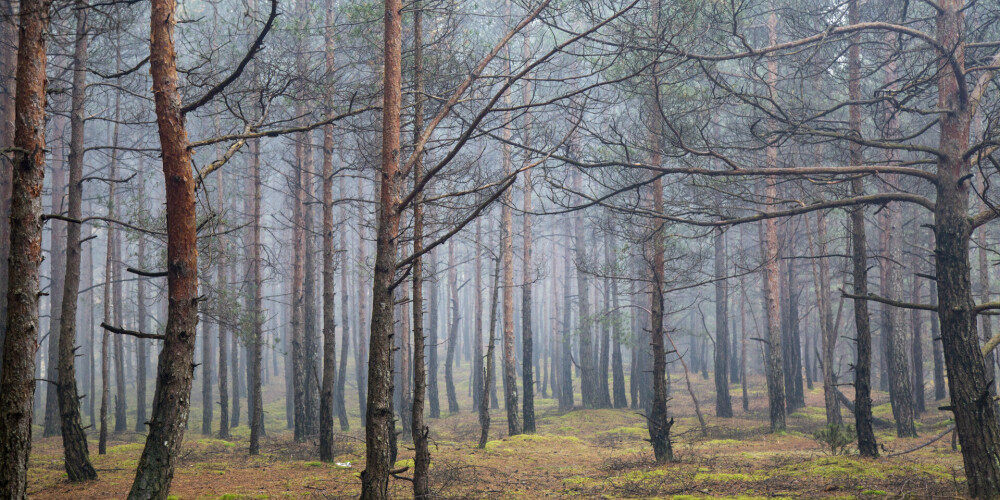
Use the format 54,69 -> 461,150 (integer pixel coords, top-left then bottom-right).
26,367 -> 966,499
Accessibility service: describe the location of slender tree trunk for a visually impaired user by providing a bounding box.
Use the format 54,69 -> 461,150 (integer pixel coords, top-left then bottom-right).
559,244 -> 574,411
499,39 -> 521,434
0,0 -> 51,493
520,32 -> 536,431
931,279 -> 946,401
249,137 -> 265,451
214,162 -> 229,440
0,0 -> 16,384
99,90 -> 122,454
291,123 -> 307,442
911,261 -> 925,414
360,0 -> 402,494
112,171 -> 126,434
56,2 -> 97,479
136,175 -> 148,433
446,241 -> 460,414
714,228 -> 733,417
573,168 -> 597,410
336,176 -> 351,431
472,220 -> 483,410
760,9 -> 786,434
356,178 -> 369,427
610,241 -> 627,408
879,206 -> 916,437
479,252 -> 502,448
319,0 -> 338,461
43,108 -> 67,438
598,241 -> 612,409
231,309 -> 241,429
806,212 -> 841,426
127,0 -> 201,494
847,0 -> 878,457
410,5 -> 430,494
201,319 -> 213,435
426,247 -> 439,419
782,237 -> 804,411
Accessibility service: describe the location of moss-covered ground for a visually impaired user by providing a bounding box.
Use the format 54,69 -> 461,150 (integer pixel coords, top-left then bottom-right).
27,365 -> 966,498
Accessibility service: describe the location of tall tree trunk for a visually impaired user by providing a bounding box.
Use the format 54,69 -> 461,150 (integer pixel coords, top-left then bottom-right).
479,252 -> 502,448
598,239 -> 612,409
782,237 -> 804,411
303,129 -> 320,436
559,243 -> 574,411
645,7 -> 673,451
472,220 -> 483,410
56,1 -> 97,479
911,261 -> 925,414
201,318 -> 213,435
360,0 -> 401,494
113,172 -> 126,434
761,8 -> 786,434
500,40 -> 521,435
0,0 -> 16,384
43,99 -> 67,437
231,307 -> 241,429
0,0 -> 51,493
610,239 -> 627,408
574,168 -> 596,410
446,241 -> 460,414
136,174 -> 148,433
319,0 -> 337,461
355,178 -> 369,427
410,4 -> 430,494
879,206 -> 916,437
714,228 -> 733,418
933,2 -> 1000,496
249,137 -> 265,452
215,163 -> 229,440
85,206 -> 96,427
847,0 -> 878,458
806,212 -> 841,426
99,89 -> 122,453
520,32 -> 536,431
291,123 -> 307,442
127,0 -> 201,494
426,247 -> 439,419
336,176 -> 351,431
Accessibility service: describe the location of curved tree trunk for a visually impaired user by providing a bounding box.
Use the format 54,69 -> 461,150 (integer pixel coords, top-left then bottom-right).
126,0 -> 201,495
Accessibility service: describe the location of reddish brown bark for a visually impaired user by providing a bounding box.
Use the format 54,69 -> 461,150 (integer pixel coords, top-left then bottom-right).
127,0 -> 201,496
0,0 -> 52,495
360,0 -> 402,495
